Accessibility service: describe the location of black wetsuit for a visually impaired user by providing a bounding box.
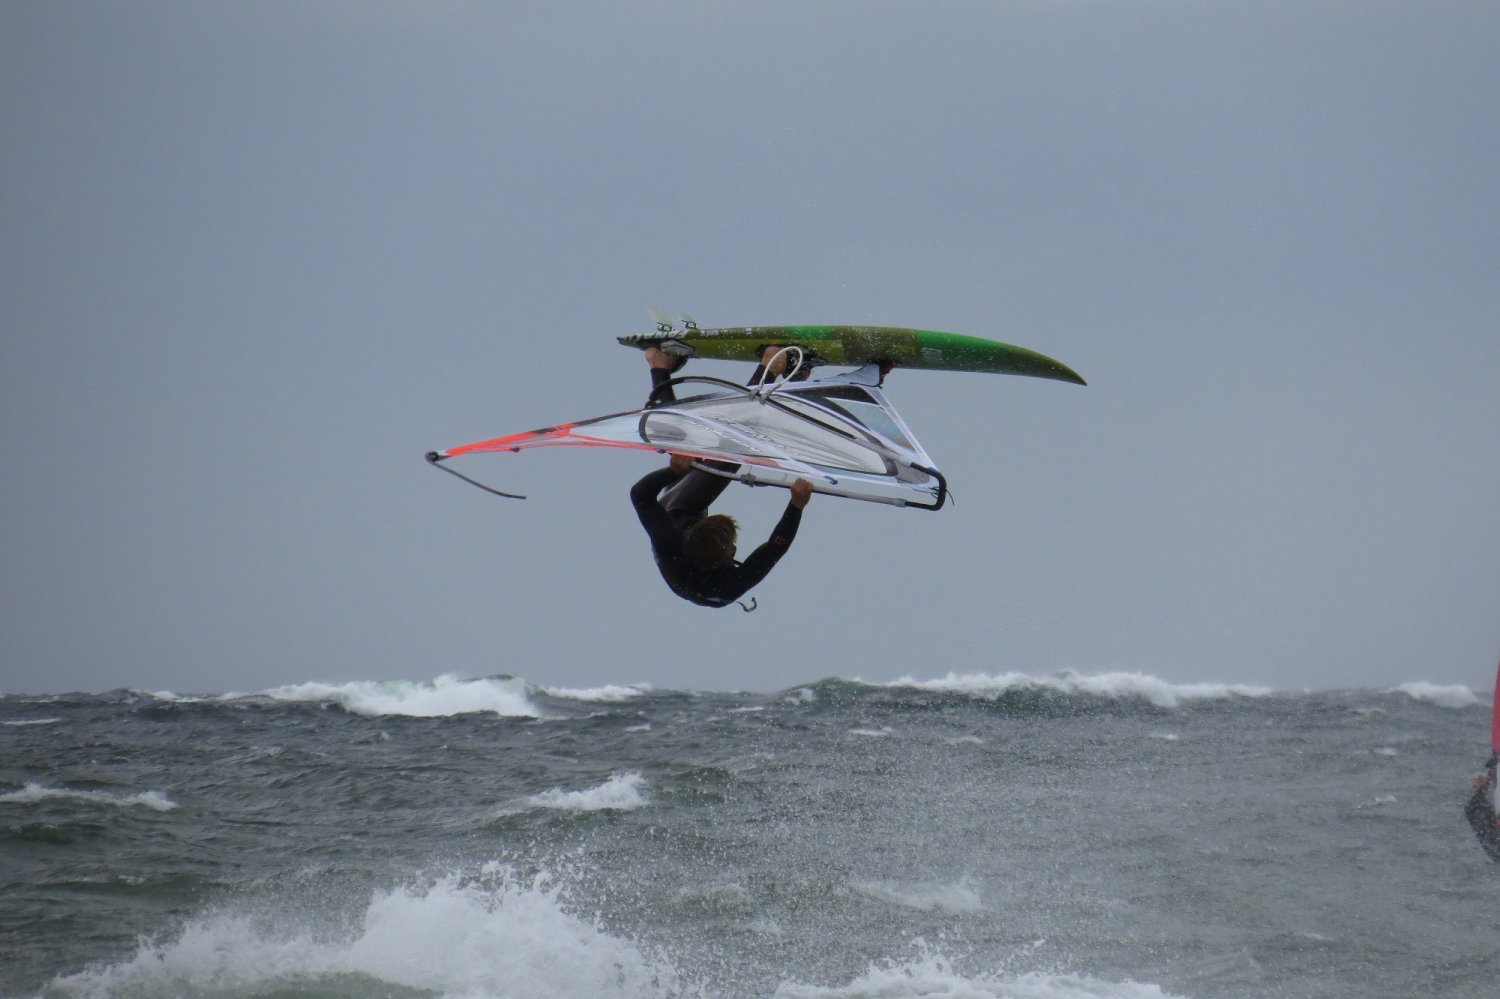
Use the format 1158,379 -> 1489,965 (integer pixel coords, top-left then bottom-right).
632,356 -> 805,606
631,465 -> 801,608
1466,779 -> 1500,862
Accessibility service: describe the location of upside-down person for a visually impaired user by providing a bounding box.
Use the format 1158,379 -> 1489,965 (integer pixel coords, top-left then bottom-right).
629,344 -> 811,609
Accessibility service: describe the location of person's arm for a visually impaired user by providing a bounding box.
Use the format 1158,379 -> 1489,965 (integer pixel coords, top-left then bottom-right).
723,480 -> 810,595
644,346 -> 678,405
649,366 -> 676,405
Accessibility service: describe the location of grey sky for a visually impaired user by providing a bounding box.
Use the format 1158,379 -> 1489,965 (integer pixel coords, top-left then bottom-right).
3,1 -> 1497,696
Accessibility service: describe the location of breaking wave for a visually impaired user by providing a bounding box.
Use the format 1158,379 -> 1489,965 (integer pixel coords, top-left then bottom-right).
543,683 -> 652,702
0,783 -> 177,811
519,772 -> 649,813
42,865 -> 685,999
1386,682 -> 1481,709
255,674 -> 544,718
859,671 -> 1273,708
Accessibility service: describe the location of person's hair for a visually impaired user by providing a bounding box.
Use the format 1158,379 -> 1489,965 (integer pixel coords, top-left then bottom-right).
683,514 -> 738,569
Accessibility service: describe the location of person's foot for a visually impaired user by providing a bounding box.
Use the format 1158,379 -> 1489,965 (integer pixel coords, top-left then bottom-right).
760,344 -> 810,378
659,340 -> 692,370
645,344 -> 690,372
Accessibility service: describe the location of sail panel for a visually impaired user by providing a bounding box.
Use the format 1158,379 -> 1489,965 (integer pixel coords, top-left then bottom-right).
432,376 -> 945,509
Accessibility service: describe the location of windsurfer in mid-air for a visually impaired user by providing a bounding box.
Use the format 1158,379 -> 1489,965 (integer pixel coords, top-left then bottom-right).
1466,757 -> 1500,862
630,344 -> 812,609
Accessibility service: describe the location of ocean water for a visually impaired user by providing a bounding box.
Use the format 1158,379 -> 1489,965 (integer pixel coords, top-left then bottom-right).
2,671 -> 1496,999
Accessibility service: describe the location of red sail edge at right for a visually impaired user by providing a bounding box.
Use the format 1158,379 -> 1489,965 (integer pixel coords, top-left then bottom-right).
1491,656 -> 1500,756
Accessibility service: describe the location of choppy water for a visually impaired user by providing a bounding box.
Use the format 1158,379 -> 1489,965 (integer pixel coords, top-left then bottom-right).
2,671 -> 1496,998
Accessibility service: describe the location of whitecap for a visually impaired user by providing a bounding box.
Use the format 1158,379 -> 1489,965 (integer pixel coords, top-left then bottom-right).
2,717 -> 62,726
257,674 -> 543,718
520,772 -> 649,812
875,670 -> 1272,709
544,683 -> 651,702
148,690 -> 202,702
0,783 -> 177,811
1387,682 -> 1480,709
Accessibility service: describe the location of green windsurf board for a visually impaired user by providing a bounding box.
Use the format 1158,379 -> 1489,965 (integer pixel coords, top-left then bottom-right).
617,325 -> 1085,384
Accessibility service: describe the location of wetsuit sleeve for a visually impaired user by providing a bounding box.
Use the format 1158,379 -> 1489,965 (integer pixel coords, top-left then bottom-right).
649,367 -> 675,405
725,499 -> 803,595
1465,784 -> 1500,862
631,466 -> 685,557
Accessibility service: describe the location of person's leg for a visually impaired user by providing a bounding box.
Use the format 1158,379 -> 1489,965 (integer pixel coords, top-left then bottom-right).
657,345 -> 805,526
661,464 -> 736,526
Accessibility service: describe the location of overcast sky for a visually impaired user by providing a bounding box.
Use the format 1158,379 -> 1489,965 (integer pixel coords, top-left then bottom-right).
3,1 -> 1497,697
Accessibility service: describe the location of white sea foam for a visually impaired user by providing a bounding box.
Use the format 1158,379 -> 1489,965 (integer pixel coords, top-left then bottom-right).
0,782 -> 177,811
46,865 -> 685,999
876,671 -> 1272,708
521,772 -> 649,812
2,717 -> 62,726
1387,682 -> 1480,709
258,674 -> 543,718
773,947 -> 1181,998
545,683 -> 651,702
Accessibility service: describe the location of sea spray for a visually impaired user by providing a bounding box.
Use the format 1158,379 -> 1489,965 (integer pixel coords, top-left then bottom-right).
46,865 -> 692,999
